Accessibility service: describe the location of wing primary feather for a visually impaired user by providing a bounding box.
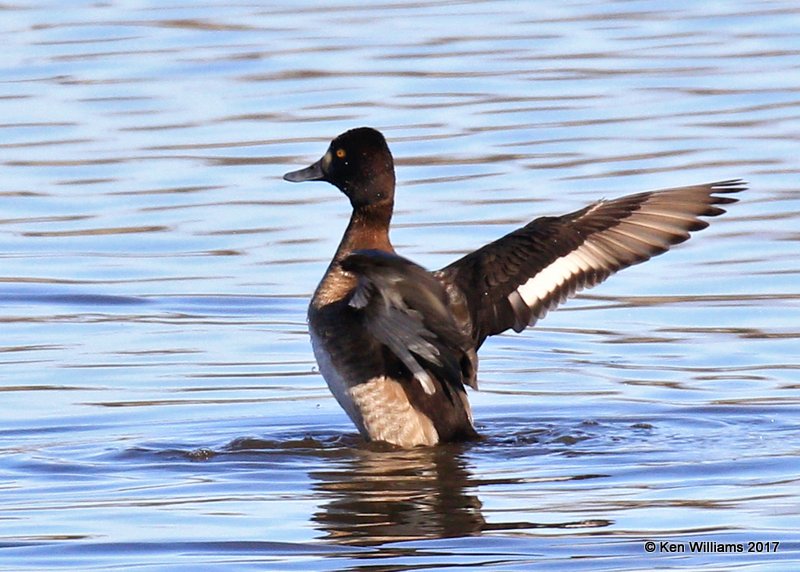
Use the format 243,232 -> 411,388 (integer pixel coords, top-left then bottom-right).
437,180 -> 746,345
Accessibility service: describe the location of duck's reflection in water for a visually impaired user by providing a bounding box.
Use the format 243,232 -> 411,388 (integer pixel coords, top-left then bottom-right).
307,432 -> 614,546
224,432 -> 611,546
311,441 -> 485,545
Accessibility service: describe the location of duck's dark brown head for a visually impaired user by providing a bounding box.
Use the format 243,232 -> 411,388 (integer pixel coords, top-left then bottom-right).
284,127 -> 395,209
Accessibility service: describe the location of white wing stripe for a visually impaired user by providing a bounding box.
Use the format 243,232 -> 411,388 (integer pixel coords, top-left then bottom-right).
570,248 -> 597,272
515,241 -> 602,308
514,221 -> 662,312
515,252 -> 574,307
504,182 -> 743,328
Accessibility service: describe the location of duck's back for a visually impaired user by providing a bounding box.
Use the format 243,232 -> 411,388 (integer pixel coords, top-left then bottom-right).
308,257 -> 477,447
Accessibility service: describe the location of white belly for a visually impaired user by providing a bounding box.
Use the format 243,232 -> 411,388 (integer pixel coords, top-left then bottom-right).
309,329 -> 439,447
309,329 -> 364,429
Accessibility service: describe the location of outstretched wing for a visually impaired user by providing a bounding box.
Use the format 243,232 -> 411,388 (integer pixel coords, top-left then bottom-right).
341,250 -> 477,397
436,179 -> 746,347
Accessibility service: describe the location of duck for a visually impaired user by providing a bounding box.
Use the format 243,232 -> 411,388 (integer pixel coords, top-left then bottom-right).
283,127 -> 745,448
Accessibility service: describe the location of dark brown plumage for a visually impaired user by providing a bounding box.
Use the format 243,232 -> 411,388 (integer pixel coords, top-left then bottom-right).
437,180 -> 744,347
284,127 -> 745,448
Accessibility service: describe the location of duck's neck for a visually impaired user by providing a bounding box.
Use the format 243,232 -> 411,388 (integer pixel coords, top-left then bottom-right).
310,201 -> 395,310
333,200 -> 395,262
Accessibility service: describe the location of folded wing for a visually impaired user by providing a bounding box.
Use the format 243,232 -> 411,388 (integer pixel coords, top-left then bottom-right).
341,250 -> 477,397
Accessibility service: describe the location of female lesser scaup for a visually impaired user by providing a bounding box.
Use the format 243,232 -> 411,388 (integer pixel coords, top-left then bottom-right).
284,127 -> 745,448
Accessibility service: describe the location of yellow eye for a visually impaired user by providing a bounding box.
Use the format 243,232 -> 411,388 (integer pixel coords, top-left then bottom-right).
335,148 -> 346,159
